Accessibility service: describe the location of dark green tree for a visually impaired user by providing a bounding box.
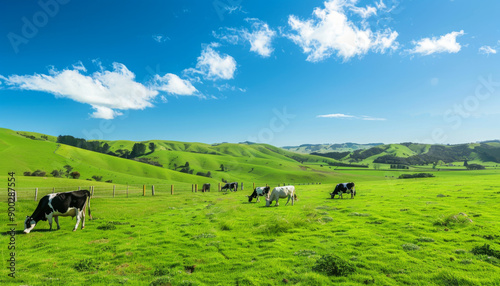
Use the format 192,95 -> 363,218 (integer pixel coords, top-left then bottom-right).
70,171 -> 81,179
64,165 -> 73,178
149,142 -> 156,153
51,169 -> 63,178
131,143 -> 147,158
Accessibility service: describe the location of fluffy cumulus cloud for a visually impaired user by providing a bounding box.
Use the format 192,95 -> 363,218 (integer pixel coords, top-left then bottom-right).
242,18 -> 276,57
317,113 -> 386,120
214,18 -> 277,57
189,43 -> 237,80
2,62 -> 197,119
152,73 -> 198,96
409,30 -> 465,56
479,45 -> 497,55
285,0 -> 399,62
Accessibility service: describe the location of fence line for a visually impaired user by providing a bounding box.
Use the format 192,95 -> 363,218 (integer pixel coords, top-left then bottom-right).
1,182 -> 322,202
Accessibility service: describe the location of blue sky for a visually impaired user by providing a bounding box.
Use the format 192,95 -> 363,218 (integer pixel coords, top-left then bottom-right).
1,0 -> 500,146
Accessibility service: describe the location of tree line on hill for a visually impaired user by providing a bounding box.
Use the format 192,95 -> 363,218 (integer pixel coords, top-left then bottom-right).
56,135 -> 215,178
57,135 -> 156,159
23,164 -> 112,182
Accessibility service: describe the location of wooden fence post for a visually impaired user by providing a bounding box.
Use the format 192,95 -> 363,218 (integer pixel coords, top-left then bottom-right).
253,182 -> 255,190
195,184 -> 198,192
113,185 -> 116,198
218,183 -> 221,191
171,185 -> 174,195
241,182 -> 244,191
143,185 -> 146,196
152,185 -> 155,196
35,188 -> 38,201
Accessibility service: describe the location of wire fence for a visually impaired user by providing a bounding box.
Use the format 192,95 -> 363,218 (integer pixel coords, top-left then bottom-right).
1,181 -> 323,202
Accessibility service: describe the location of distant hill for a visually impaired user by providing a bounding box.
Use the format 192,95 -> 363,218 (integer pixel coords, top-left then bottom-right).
282,143 -> 383,154
309,141 -> 500,166
0,128 -> 351,187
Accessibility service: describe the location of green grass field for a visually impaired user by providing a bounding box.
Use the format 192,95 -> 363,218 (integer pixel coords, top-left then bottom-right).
1,169 -> 499,285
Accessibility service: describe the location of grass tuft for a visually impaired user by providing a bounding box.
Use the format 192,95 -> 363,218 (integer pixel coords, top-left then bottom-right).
471,244 -> 500,259
434,213 -> 473,227
312,254 -> 356,277
402,243 -> 420,251
97,223 -> 117,230
74,258 -> 100,271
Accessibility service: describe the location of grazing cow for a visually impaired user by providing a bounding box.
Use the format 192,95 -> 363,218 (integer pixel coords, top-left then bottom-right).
221,182 -> 238,192
330,182 -> 356,199
202,183 -> 211,192
24,190 -> 92,234
248,186 -> 271,202
265,186 -> 296,207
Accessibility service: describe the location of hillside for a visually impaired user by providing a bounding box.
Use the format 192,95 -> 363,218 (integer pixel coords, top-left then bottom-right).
1,128 -> 349,188
310,141 -> 500,167
281,142 -> 383,154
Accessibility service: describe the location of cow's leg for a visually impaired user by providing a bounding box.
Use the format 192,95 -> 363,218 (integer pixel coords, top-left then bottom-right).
351,190 -> 354,199
73,210 -> 82,231
81,208 -> 86,229
47,213 -> 54,230
285,195 -> 292,206
275,198 -> 279,206
54,216 -> 61,230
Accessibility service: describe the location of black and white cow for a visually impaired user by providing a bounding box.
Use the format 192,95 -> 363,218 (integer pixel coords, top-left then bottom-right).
221,182 -> 238,192
266,186 -> 296,207
330,182 -> 356,199
202,183 -> 211,192
24,190 -> 92,233
247,186 -> 271,202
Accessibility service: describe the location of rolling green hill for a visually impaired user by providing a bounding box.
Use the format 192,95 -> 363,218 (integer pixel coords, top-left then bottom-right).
0,128 -> 349,189
305,141 -> 500,167
282,142 -> 383,154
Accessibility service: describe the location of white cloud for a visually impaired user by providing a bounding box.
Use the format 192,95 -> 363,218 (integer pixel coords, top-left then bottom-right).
189,44 -> 237,80
479,45 -> 497,55
317,113 -> 386,120
285,0 -> 399,62
214,18 -> 277,57
350,5 -> 377,19
242,18 -> 276,57
152,73 -> 198,96
409,30 -> 465,56
2,62 -> 198,119
317,113 -> 356,119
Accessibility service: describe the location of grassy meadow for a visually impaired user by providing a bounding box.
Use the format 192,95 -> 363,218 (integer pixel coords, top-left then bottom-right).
2,169 -> 500,285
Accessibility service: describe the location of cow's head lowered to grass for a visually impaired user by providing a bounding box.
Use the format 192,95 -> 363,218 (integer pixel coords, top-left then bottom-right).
23,190 -> 92,234
23,216 -> 37,234
265,186 -> 296,207
330,182 -> 356,199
